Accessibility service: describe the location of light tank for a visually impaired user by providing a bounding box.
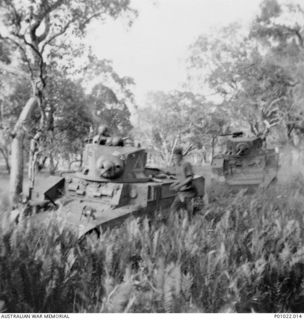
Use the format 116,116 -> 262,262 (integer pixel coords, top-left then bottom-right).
29,133 -> 205,238
211,131 -> 279,190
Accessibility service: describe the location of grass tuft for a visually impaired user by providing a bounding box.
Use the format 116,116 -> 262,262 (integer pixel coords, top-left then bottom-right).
1,178 -> 304,312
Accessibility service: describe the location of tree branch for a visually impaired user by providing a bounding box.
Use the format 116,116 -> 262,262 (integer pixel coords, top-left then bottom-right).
40,9 -> 107,55
79,11 -> 105,28
183,143 -> 196,156
44,0 -> 65,17
14,33 -> 46,88
268,96 -> 284,108
37,15 -> 51,43
3,0 -> 23,33
169,137 -> 178,164
28,0 -> 64,44
41,18 -> 75,54
14,33 -> 43,65
0,33 -> 34,77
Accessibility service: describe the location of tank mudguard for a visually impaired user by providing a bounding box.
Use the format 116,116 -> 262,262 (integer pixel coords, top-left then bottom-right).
31,176 -> 65,203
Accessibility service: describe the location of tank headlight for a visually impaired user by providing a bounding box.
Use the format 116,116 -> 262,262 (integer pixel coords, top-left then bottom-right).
82,206 -> 96,219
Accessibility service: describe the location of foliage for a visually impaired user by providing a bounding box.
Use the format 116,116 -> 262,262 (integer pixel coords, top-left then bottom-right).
89,82 -> 133,135
186,0 -> 304,146
33,62 -> 134,168
0,58 -> 136,171
249,0 -> 304,145
2,1 -> 304,311
83,56 -> 135,135
0,0 -> 137,201
0,0 -> 137,132
1,176 -> 304,312
43,72 -> 93,164
134,90 -> 229,165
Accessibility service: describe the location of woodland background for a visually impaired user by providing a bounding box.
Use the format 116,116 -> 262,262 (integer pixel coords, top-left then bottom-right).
1,0 -> 304,313
2,0 -> 304,200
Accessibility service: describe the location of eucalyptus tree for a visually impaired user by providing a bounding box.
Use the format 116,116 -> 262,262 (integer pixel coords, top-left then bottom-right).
0,0 -> 136,203
187,0 -> 304,146
135,90 -> 228,165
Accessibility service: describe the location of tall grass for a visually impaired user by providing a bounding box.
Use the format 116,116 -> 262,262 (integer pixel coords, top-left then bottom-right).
1,177 -> 304,312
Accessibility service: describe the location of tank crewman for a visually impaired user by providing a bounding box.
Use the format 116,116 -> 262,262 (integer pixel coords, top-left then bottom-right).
106,135 -> 124,146
93,125 -> 111,145
170,147 -> 197,219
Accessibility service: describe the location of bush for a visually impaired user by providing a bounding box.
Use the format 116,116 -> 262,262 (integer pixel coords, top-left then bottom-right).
1,178 -> 304,312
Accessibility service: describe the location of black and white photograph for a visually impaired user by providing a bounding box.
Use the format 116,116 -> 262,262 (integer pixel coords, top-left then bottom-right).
0,0 -> 304,315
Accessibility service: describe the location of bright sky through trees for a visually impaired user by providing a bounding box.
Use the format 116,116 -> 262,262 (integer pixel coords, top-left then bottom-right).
87,0 -> 263,104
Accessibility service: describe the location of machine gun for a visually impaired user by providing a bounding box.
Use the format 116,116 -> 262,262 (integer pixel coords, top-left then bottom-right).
218,131 -> 244,138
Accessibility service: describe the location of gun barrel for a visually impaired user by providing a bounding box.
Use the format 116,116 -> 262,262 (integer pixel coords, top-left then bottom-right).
219,131 -> 244,137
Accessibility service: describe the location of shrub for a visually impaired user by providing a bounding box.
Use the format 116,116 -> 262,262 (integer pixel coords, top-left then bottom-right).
0,178 -> 304,312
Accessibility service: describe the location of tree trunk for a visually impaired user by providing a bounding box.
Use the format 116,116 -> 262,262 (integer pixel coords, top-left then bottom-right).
67,154 -> 72,170
168,137 -> 178,166
79,152 -> 83,168
49,152 -> 55,175
10,96 -> 39,205
9,132 -> 24,204
211,136 -> 216,163
0,147 -> 10,174
28,131 -> 42,199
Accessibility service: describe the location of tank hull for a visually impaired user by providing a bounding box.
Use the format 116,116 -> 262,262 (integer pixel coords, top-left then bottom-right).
29,174 -> 205,238
28,143 -> 205,238
211,148 -> 279,190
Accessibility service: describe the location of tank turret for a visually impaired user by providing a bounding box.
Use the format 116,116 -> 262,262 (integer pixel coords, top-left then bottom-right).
80,144 -> 148,182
